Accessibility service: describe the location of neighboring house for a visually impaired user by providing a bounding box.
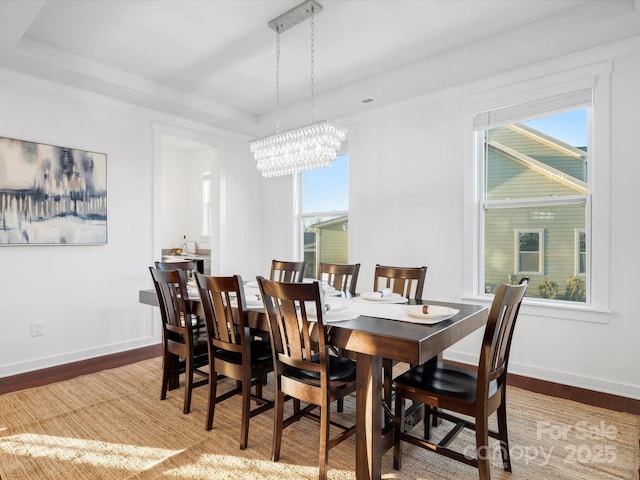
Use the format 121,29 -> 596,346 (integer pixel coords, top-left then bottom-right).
484,124 -> 587,301
304,215 -> 348,278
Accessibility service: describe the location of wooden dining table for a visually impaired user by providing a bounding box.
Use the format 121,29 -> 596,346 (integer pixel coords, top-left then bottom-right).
139,288 -> 488,480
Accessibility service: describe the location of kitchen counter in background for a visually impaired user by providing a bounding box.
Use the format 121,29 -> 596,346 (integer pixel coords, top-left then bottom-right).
161,249 -> 211,275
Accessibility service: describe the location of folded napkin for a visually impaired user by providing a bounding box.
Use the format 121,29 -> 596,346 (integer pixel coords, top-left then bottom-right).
187,288 -> 200,299
305,301 -> 338,314
305,300 -> 359,323
371,288 -> 392,298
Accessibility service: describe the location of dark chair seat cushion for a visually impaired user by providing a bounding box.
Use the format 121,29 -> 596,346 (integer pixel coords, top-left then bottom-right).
285,353 -> 355,382
394,361 -> 497,402
215,339 -> 272,366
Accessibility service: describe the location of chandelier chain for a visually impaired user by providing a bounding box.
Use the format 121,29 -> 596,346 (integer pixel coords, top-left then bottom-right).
310,13 -> 315,124
275,31 -> 281,133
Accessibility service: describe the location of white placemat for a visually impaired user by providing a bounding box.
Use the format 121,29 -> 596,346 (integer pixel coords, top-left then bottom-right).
353,294 -> 408,304
345,297 -> 457,325
230,297 -> 264,308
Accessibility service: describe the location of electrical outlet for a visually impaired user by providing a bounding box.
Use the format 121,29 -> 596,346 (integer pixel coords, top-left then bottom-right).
30,321 -> 43,337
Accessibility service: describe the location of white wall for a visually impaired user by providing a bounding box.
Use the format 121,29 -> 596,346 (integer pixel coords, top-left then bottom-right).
340,45 -> 640,400
0,70 -> 258,377
216,139 -> 264,280
0,73 -> 157,375
160,144 -> 216,253
160,147 -> 191,251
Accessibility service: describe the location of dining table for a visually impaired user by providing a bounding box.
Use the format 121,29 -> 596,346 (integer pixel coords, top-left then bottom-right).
139,284 -> 488,480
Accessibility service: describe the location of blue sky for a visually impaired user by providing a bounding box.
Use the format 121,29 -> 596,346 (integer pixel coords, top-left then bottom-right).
522,108 -> 588,147
302,153 -> 349,212
303,108 -> 588,213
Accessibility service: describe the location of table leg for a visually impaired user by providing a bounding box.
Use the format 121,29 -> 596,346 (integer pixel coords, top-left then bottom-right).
355,353 -> 382,480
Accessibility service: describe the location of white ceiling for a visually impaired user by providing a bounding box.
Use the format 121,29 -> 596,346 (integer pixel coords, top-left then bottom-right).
0,0 -> 638,137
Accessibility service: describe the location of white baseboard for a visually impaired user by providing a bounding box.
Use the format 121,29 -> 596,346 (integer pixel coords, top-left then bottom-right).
444,350 -> 640,401
0,338 -> 160,378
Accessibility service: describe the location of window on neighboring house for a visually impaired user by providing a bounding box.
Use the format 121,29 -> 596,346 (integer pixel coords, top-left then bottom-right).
300,153 -> 349,279
575,229 -> 586,275
516,229 -> 544,274
476,89 -> 591,303
202,173 -> 211,237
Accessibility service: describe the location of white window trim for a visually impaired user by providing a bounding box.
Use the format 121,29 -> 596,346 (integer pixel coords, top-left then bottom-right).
515,229 -> 544,275
201,172 -> 212,238
575,228 -> 586,277
292,173 -> 303,261
462,61 -> 612,323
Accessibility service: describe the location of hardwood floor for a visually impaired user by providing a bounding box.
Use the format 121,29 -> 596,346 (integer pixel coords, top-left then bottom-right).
444,359 -> 640,415
507,371 -> 640,415
1,345 -> 638,416
0,344 -> 162,396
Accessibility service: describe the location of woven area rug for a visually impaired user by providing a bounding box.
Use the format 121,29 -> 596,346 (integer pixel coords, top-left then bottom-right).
0,358 -> 638,479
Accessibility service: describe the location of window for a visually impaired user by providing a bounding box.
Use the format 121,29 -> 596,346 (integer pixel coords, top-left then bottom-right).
516,229 -> 543,274
476,90 -> 591,303
300,153 -> 349,278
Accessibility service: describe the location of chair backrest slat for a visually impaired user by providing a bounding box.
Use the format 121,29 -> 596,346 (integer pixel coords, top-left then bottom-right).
270,260 -> 306,283
318,262 -> 360,294
373,264 -> 427,300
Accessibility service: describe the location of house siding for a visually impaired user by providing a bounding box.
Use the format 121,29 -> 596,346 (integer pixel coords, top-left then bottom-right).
317,224 -> 348,265
305,217 -> 348,277
484,125 -> 587,300
485,203 -> 585,298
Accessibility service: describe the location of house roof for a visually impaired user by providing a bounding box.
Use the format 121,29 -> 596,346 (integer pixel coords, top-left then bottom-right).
308,215 -> 348,229
488,123 -> 587,194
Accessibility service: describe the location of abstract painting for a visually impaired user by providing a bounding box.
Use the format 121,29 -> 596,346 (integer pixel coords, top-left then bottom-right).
0,136 -> 107,245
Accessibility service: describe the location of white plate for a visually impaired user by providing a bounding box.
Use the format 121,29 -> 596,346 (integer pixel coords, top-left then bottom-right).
245,281 -> 259,288
358,292 -> 408,304
402,305 -> 459,323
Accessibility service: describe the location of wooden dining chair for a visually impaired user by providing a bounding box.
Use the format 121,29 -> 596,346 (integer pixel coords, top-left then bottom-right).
318,262 -> 360,295
257,276 -> 356,480
194,273 -> 274,449
392,280 -> 528,480
149,267 -> 209,414
156,260 -> 205,331
270,259 -> 306,282
373,264 -> 428,422
155,259 -> 199,283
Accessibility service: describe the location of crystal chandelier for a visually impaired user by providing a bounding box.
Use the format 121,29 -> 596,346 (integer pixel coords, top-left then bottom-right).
250,0 -> 347,177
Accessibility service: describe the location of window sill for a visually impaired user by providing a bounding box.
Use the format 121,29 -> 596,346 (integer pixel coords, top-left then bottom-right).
461,294 -> 611,324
